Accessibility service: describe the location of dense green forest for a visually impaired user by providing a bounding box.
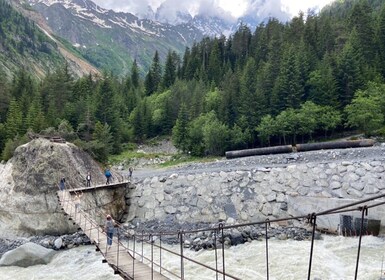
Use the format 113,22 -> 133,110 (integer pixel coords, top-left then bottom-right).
1,0 -> 385,162
0,0 -> 65,78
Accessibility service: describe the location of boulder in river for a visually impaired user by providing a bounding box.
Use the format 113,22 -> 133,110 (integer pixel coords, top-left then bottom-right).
0,242 -> 56,267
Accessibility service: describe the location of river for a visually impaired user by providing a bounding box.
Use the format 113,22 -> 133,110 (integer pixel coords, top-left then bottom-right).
1,235 -> 384,280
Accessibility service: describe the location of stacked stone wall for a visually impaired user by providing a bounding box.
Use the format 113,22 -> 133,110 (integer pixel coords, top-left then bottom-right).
127,160 -> 385,231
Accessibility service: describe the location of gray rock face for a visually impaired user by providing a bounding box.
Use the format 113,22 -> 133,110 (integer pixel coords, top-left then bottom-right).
0,139 -> 125,237
0,242 -> 55,267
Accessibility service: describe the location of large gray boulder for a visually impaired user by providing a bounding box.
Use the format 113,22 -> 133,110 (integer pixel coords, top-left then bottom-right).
0,242 -> 55,267
0,138 -> 126,237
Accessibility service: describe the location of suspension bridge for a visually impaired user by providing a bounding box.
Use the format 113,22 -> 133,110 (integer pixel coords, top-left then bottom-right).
57,182 -> 385,280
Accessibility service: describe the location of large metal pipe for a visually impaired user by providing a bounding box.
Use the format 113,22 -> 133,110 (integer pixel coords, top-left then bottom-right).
295,139 -> 374,152
225,145 -> 293,159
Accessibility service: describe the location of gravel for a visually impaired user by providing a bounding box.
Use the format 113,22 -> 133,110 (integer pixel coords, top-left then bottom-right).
128,144 -> 385,179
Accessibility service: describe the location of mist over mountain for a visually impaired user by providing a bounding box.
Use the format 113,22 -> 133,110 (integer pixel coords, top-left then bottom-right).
98,0 -> 295,25
120,0 -> 293,37
23,0 -> 204,75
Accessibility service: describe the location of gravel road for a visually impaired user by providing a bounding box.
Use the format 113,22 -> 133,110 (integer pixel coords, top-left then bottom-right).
126,144 -> 385,180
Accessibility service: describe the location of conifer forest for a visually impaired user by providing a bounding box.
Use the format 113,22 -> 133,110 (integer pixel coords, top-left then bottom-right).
1,0 -> 385,162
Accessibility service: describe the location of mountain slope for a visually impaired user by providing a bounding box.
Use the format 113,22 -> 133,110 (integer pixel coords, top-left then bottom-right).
0,0 -> 99,79
22,0 -> 204,75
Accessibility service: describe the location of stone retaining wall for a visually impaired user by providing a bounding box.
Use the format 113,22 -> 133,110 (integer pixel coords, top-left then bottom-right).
126,160 -> 385,232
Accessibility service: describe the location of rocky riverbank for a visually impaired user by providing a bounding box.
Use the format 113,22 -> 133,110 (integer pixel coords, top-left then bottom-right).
0,231 -> 91,259
121,220 -> 320,252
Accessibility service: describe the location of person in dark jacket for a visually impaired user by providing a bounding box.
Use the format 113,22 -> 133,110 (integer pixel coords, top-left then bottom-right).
104,214 -> 115,249
59,177 -> 65,191
86,172 -> 91,187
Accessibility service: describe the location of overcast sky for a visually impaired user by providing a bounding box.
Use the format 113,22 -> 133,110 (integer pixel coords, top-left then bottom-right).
92,0 -> 335,20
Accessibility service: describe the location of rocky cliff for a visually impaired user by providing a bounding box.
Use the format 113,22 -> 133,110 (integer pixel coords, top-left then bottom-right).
0,138 -> 124,237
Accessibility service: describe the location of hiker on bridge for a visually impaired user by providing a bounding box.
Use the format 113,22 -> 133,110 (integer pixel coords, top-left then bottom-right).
74,192 -> 82,212
86,172 -> 91,187
104,215 -> 115,249
105,168 -> 112,185
59,177 -> 65,191
128,167 -> 133,181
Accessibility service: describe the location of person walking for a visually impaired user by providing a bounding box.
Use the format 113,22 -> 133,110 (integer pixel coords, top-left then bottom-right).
128,167 -> 133,181
105,169 -> 112,185
59,177 -> 65,191
86,172 -> 91,187
104,215 -> 115,249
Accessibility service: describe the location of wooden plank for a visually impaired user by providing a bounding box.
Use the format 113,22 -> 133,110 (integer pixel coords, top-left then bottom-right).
58,191 -> 168,280
68,181 -> 129,194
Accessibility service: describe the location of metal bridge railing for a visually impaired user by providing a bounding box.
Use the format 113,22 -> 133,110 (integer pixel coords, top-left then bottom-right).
58,189 -> 385,280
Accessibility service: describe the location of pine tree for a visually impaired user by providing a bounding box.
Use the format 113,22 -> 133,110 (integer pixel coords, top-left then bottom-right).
239,58 -> 258,129
131,60 -> 140,88
271,44 -> 302,112
91,121 -> 113,162
231,24 -> 252,67
349,0 -> 376,63
25,94 -> 46,132
378,6 -> 385,77
162,50 -> 177,89
0,68 -> 10,122
307,53 -> 338,107
336,40 -> 363,108
5,99 -> 23,139
145,51 -> 162,95
172,103 -> 189,152
219,70 -> 239,126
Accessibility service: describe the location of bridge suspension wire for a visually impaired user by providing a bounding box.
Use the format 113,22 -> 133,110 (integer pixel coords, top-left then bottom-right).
58,186 -> 385,280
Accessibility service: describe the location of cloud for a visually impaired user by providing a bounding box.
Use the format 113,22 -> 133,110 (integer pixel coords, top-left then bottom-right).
245,0 -> 291,22
155,0 -> 192,23
93,0 -> 158,18
195,0 -> 235,21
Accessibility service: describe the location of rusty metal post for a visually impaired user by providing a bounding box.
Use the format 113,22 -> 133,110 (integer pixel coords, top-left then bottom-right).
105,229 -> 108,256
159,235 -> 162,275
97,223 -> 100,246
127,235 -> 130,253
265,219 -> 270,280
219,223 -> 225,280
84,211 -> 86,234
214,230 -> 218,280
354,206 -> 368,280
142,230 -> 145,262
150,234 -> 154,280
74,200 -> 77,221
179,230 -> 185,279
89,216 -> 92,242
133,235 -> 136,279
307,213 -> 317,280
79,208 -> 82,229
117,226 -> 120,269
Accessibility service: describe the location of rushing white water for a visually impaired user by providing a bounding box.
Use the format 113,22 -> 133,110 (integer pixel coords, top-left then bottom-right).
0,246 -> 121,280
1,235 -> 384,280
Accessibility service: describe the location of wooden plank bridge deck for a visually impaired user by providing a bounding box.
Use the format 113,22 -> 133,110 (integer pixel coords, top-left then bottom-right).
58,190 -> 169,280
68,181 -> 129,194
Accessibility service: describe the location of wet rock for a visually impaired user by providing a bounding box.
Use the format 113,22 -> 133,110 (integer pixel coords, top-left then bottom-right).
0,242 -> 55,267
